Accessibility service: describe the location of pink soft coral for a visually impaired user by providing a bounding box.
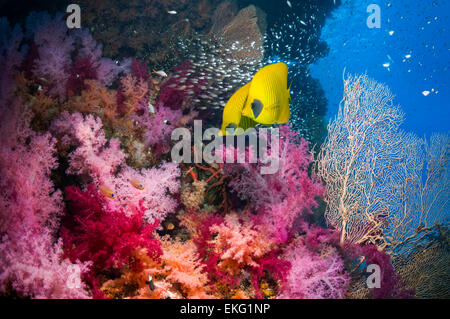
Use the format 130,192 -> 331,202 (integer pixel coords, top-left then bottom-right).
0,97 -> 90,298
133,99 -> 183,156
0,224 -> 91,299
50,111 -> 180,222
227,125 -> 325,242
0,97 -> 62,233
279,239 -> 350,299
25,12 -> 127,100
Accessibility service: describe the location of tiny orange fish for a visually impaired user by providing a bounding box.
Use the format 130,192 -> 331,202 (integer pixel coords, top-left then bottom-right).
130,178 -> 145,190
99,185 -> 117,199
165,222 -> 175,230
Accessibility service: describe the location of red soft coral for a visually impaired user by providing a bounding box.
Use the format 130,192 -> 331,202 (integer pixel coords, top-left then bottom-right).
61,184 -> 162,298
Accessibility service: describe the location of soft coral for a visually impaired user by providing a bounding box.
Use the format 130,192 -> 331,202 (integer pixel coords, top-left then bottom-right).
61,184 -> 162,297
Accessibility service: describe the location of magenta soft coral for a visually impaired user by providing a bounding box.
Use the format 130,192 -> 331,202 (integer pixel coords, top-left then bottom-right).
130,57 -> 150,82
249,250 -> 291,299
26,12 -> 74,100
361,245 -> 414,299
66,55 -> 99,95
61,184 -> 162,297
193,214 -> 238,288
133,100 -> 183,155
227,125 -> 325,243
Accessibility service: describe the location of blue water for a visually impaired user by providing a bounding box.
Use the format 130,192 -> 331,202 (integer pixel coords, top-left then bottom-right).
310,0 -> 449,137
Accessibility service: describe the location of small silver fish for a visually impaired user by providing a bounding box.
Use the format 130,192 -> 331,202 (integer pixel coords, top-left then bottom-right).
148,103 -> 155,114
153,69 -> 168,77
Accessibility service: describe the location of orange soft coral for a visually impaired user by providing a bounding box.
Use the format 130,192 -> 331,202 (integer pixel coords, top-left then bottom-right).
209,214 -> 274,276
118,74 -> 149,113
66,79 -> 118,127
159,236 -> 213,298
101,237 -> 216,299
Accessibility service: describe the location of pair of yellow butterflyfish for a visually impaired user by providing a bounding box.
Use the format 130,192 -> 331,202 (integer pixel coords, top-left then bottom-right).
220,62 -> 291,135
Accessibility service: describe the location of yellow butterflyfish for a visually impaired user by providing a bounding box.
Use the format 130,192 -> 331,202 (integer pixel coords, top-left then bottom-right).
219,82 -> 259,136
241,62 -> 291,125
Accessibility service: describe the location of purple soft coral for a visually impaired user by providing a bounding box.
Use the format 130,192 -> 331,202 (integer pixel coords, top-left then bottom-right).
26,12 -> 74,100
280,240 -> 350,299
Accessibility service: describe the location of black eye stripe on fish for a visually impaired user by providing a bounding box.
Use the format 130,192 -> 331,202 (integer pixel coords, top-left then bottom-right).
251,99 -> 263,119
226,123 -> 237,133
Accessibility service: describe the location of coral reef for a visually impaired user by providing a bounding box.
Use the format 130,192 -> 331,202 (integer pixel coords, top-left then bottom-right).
61,185 -> 163,298
0,7 -> 447,300
74,0 -> 223,68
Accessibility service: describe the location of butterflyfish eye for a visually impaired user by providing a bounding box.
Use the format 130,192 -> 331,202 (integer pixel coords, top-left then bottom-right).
251,99 -> 263,119
226,123 -> 237,134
